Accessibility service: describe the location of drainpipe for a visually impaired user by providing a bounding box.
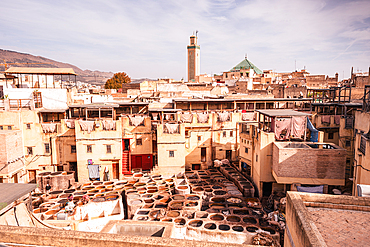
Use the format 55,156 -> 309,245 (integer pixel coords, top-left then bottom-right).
50,136 -> 58,172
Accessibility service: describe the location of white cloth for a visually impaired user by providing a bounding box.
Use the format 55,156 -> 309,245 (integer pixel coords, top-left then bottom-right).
180,113 -> 193,123
102,120 -> 116,131
129,115 -> 145,127
78,120 -> 94,134
218,112 -> 230,122
41,123 -> 57,133
242,112 -> 255,121
165,123 -> 179,134
197,113 -> 209,123
152,113 -> 158,120
65,119 -> 75,129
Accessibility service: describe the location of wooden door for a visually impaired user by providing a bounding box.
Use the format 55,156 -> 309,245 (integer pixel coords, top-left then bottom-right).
28,170 -> 36,183
112,163 -> 119,179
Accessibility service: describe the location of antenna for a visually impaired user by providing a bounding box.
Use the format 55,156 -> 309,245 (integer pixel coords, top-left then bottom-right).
196,30 -> 198,37
245,53 -> 247,59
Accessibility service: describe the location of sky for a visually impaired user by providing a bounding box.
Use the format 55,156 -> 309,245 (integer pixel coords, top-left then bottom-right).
1,0 -> 369,81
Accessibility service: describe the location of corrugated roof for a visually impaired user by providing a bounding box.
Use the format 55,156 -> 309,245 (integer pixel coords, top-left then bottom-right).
5,67 -> 77,75
0,183 -> 37,211
256,109 -> 311,117
230,58 -> 263,74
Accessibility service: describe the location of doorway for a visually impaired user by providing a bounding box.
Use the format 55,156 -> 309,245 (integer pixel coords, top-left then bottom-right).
69,162 -> 78,182
112,163 -> 119,179
226,150 -> 232,160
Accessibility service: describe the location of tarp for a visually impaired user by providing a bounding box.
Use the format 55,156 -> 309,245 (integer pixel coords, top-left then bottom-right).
297,185 -> 323,194
357,184 -> 370,197
307,117 -> 318,142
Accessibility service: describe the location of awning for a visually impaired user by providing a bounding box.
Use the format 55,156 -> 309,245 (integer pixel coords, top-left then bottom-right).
5,67 -> 77,75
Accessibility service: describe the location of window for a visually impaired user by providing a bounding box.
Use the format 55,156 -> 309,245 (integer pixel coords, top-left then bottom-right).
360,135 -> 366,155
106,145 -> 112,153
245,147 -> 248,153
230,131 -> 233,137
0,126 -> 3,130
44,143 -> 50,153
185,130 -> 190,137
27,147 -> 33,155
71,145 -> 76,153
201,147 -> 206,162
223,131 -> 226,138
345,140 -> 351,147
198,136 -> 201,141
256,155 -> 258,162
328,132 -> 334,140
169,151 -> 174,157
7,126 -> 12,130
26,123 -> 31,129
137,138 -> 142,145
87,145 -> 92,153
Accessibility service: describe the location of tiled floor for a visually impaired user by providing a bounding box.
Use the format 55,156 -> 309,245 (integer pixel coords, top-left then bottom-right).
307,207 -> 370,247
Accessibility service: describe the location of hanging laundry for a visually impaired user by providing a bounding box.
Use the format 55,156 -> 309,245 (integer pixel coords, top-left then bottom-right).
128,115 -> 145,127
102,120 -> 116,130
275,118 -> 291,140
65,119 -> 75,129
41,123 -> 57,133
88,165 -> 100,179
78,120 -> 94,133
197,113 -> 209,123
180,113 -> 193,123
218,112 -> 230,122
242,112 -> 255,121
165,114 -> 171,120
152,113 -> 158,121
165,123 -> 179,134
307,117 -> 319,142
292,116 -> 306,138
321,115 -> 330,124
297,185 -> 323,194
334,115 -> 341,125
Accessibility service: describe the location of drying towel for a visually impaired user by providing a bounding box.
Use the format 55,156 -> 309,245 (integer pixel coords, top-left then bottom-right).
129,115 -> 145,127
197,113 -> 209,123
292,116 -> 306,138
297,185 -> 323,194
102,120 -> 116,131
165,123 -> 179,134
242,112 -> 255,121
275,118 -> 291,141
180,113 -> 193,123
41,123 -> 57,133
88,165 -> 100,179
321,115 -> 330,124
78,120 -> 94,134
65,119 -> 75,129
334,115 -> 340,125
218,112 -> 230,122
152,113 -> 158,121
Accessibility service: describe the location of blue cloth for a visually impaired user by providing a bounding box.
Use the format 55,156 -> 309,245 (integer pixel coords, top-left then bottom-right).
88,165 -> 100,179
307,117 -> 318,142
297,185 -> 323,194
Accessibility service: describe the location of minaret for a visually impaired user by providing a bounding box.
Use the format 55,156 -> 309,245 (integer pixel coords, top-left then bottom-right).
187,33 -> 200,81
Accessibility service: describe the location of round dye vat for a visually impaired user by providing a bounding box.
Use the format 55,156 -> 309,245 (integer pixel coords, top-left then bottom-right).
246,226 -> 259,233
226,216 -> 241,222
167,211 -> 180,218
213,190 -> 227,196
233,209 -> 249,215
210,214 -> 224,221
92,197 -> 106,202
174,218 -> 186,226
243,217 -> 257,224
188,220 -> 203,227
232,226 -> 244,232
219,224 -> 230,231
172,195 -> 185,201
204,223 -> 216,230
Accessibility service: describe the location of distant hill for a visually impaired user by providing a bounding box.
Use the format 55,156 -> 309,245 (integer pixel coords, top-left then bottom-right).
0,49 -> 114,85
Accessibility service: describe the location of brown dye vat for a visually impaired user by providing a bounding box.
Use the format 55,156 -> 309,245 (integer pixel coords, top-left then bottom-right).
82,186 -> 95,191
210,203 -> 225,209
146,186 -> 158,190
137,191 -> 146,195
226,216 -> 241,222
192,187 -> 203,192
227,198 -> 243,204
137,216 -> 148,221
195,211 -> 208,218
115,181 -> 128,186
211,197 -> 225,203
106,185 -> 114,189
106,192 -> 119,196
45,209 -> 59,216
147,189 -> 158,194
234,209 -> 249,215
73,191 -> 87,196
82,182 -> 92,187
63,189 -> 75,193
154,203 -> 167,209
126,190 -> 138,194
232,226 -> 244,232
213,190 -> 227,196
39,202 -> 54,209
169,202 -> 183,210
45,195 -> 59,201
188,220 -> 203,227
210,214 -> 224,221
95,186 -> 105,190
50,172 -> 62,176
177,185 -> 189,190
204,223 -> 216,230
243,217 -> 257,224
219,224 -> 230,231
167,211 -> 180,218
32,193 -> 43,197
204,188 -> 213,193
161,218 -> 173,222
185,201 -> 198,207
134,173 -> 143,178
58,193 -> 71,199
33,208 -> 48,214
172,195 -> 185,201
158,186 -> 168,191
137,210 -> 150,215
127,180 -> 137,185
174,218 -> 186,226
88,189 -> 100,194
49,190 -> 63,195
92,181 -> 103,186
141,194 -> 153,198
159,198 -> 170,204
246,226 -> 259,233
144,198 -> 154,203
94,193 -> 105,198
165,178 -> 173,183
149,210 -> 164,219
137,187 -> 146,192
135,183 -> 146,188
92,197 -> 106,202
228,203 -> 243,208
73,195 -> 82,201
186,195 -> 200,200
142,203 -> 153,209
104,181 -> 114,185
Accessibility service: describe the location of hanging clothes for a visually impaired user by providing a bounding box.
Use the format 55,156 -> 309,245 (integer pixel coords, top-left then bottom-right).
65,119 -> 75,129
321,115 -> 330,124
78,120 -> 94,133
128,115 -> 145,127
102,120 -> 116,130
165,114 -> 171,120
242,112 -> 255,121
292,116 -> 306,138
180,113 -> 193,123
334,115 -> 341,125
218,112 -> 230,122
165,123 -> 179,134
275,118 -> 291,141
152,113 -> 158,121
41,123 -> 57,133
88,165 -> 100,180
197,113 -> 209,123
307,117 -> 319,142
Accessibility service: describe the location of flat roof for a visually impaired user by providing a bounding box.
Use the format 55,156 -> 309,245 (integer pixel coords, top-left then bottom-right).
173,98 -> 312,103
256,109 -> 311,117
39,108 -> 68,113
0,183 -> 37,211
69,103 -> 119,108
116,102 -> 149,106
312,102 -> 362,107
5,67 -> 77,75
149,108 -> 182,112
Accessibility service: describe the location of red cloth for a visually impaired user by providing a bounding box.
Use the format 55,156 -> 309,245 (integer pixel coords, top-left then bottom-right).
321,115 -> 330,124
292,116 -> 306,138
275,118 -> 291,140
334,115 -> 340,125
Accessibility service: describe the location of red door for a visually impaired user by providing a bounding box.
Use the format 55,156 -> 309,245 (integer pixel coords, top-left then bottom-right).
122,139 -> 131,174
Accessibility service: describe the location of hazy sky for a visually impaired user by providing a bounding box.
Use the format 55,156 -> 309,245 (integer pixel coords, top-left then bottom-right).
1,0 -> 369,80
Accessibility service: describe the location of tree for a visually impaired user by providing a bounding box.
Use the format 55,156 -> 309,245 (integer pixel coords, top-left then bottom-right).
105,72 -> 131,89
